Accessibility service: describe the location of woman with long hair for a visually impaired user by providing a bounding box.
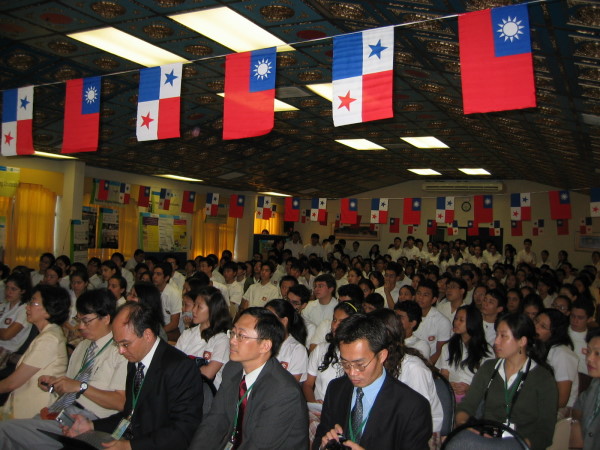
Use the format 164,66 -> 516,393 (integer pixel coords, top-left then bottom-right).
100,260 -> 120,288
535,308 -> 579,409
107,275 -> 127,308
126,282 -> 167,341
456,313 -> 558,450
346,268 -> 363,285
265,299 -> 308,382
0,273 -> 32,354
436,305 -> 493,402
175,287 -> 231,389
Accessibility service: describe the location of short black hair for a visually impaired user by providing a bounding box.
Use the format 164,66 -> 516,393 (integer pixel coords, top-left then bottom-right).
40,253 -> 56,265
101,260 -> 121,277
364,293 -> 384,310
134,249 -> 145,257
417,279 -> 439,299
279,275 -> 298,286
572,298 -> 595,318
155,262 -> 173,279
118,301 -> 162,338
586,327 -> 600,343
34,285 -> 70,325
186,272 -> 210,288
337,284 -> 365,305
76,288 -> 116,322
238,307 -> 286,357
111,252 -> 125,264
314,273 -> 336,290
394,300 -> 423,331
288,284 -> 311,304
222,261 -> 238,273
335,313 -> 389,355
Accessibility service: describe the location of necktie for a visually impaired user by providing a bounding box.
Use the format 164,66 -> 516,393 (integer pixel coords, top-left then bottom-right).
49,341 -> 97,412
134,362 -> 145,396
351,387 -> 364,442
232,376 -> 248,449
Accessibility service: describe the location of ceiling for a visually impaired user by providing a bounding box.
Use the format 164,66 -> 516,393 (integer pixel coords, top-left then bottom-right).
0,0 -> 599,198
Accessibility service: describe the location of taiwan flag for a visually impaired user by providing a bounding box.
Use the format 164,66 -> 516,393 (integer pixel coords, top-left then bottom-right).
370,198 -> 388,224
223,48 -> 276,140
229,194 -> 245,218
389,217 -> 400,233
311,198 -> 327,222
474,195 -> 493,224
557,219 -> 569,236
510,192 -> 531,221
427,219 -> 437,236
341,198 -> 358,224
205,193 -> 219,216
549,190 -> 572,220
257,196 -> 272,220
459,4 -> 535,114
467,220 -> 479,236
138,186 -> 151,207
96,179 -> 109,201
1,86 -> 34,156
511,220 -> 523,236
403,198 -> 421,225
182,191 -> 196,214
436,196 -> 455,224
284,197 -> 301,222
332,26 -> 394,126
590,188 -> 600,217
137,63 -> 182,141
62,77 -> 101,153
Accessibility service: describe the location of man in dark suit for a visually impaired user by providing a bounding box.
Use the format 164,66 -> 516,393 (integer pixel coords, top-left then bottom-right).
190,307 -> 308,449
65,301 -> 203,450
314,314 -> 432,450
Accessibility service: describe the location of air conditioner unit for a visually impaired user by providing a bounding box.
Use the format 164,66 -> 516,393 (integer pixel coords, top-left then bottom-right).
422,181 -> 504,193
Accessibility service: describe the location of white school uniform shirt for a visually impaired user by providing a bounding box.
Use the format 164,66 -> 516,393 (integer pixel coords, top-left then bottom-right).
244,281 -> 280,308
284,241 -> 304,258
160,282 -> 182,325
169,270 -> 185,292
404,334 -> 431,360
413,307 -> 452,355
301,298 -> 338,329
226,280 -> 243,306
387,247 -> 403,261
483,320 -> 497,347
277,335 -> 308,382
547,344 -> 579,407
375,285 -> 400,308
436,301 -> 465,323
211,280 -> 230,306
568,327 -> 589,375
307,342 -> 344,402
175,330 -> 229,389
435,341 -> 494,385
0,302 -> 31,352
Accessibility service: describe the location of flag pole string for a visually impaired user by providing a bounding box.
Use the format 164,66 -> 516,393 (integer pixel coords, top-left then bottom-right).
1,0 -> 568,92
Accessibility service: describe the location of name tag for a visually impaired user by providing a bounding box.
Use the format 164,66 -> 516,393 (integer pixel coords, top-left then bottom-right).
111,417 -> 131,440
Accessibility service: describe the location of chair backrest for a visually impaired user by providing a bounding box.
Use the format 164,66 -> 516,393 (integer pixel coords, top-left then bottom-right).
201,374 -> 217,417
442,420 -> 529,450
434,373 -> 455,436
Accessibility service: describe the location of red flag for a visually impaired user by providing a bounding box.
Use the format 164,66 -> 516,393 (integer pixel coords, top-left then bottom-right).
549,190 -> 572,220
223,48 -> 275,140
467,220 -> 479,236
459,4 -> 535,114
511,220 -> 523,236
403,198 -> 421,225
407,225 -> 418,234
181,191 -> 196,214
557,219 -> 569,235
319,211 -> 328,226
97,179 -> 109,201
351,215 -> 362,229
474,195 -> 493,224
389,217 -> 400,233
284,197 -> 301,222
62,77 -> 101,153
229,195 -> 245,218
341,198 -> 358,224
138,186 -> 150,207
426,219 -> 437,236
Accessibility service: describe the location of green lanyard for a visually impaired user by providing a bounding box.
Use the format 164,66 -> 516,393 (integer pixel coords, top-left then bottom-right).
503,372 -> 523,418
229,384 -> 254,443
347,397 -> 370,443
75,338 -> 113,378
130,372 -> 146,416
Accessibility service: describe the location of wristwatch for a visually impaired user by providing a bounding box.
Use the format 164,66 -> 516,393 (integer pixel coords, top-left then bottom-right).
76,381 -> 89,398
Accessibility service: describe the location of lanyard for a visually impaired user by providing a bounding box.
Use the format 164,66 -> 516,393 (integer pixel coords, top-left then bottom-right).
75,338 -> 113,378
229,383 -> 254,443
347,410 -> 370,443
483,358 -> 531,422
130,373 -> 146,415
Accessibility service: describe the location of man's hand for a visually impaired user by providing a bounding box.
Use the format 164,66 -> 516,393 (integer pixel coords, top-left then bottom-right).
102,440 -> 132,449
38,375 -> 57,391
62,414 -> 93,437
320,424 -> 365,450
49,376 -> 80,395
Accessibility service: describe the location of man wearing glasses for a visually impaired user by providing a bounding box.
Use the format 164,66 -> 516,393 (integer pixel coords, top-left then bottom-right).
314,314 -> 432,450
0,289 -> 127,449
190,307 -> 308,449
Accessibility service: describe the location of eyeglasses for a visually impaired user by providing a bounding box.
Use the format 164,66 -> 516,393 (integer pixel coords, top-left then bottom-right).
73,315 -> 99,326
27,300 -> 43,307
339,353 -> 378,372
227,329 -> 261,342
550,303 -> 569,312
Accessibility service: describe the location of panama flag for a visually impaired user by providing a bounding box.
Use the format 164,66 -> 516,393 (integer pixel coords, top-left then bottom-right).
341,198 -> 358,224
510,192 -> 531,221
257,196 -> 272,220
549,190 -> 572,220
436,197 -> 455,224
490,220 -> 502,236
332,26 -> 394,126
459,4 -> 535,114
284,197 -> 301,222
119,183 -> 131,204
511,220 -> 523,236
2,86 -> 34,156
448,221 -> 459,236
370,198 -> 388,224
311,198 -> 327,222
229,194 -> 245,218
474,195 -> 494,224
181,191 -> 195,214
137,63 -> 182,141
205,193 -> 219,216
223,48 -> 276,140
427,219 -> 437,236
590,188 -> 600,217
159,188 -> 172,210
403,198 -> 421,225
138,186 -> 151,208
533,219 -> 545,236
62,77 -> 101,153
580,217 -> 593,235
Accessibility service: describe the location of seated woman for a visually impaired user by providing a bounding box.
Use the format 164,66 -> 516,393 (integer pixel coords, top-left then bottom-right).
107,275 -> 127,308
0,285 -> 70,419
456,313 -> 558,450
570,327 -> 600,450
436,305 -> 493,403
175,287 -> 231,390
126,282 -> 167,341
266,299 -> 308,382
0,273 -> 33,358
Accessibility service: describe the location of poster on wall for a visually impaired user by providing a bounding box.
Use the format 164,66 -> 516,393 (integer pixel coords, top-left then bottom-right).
98,207 -> 119,249
82,206 -> 98,249
139,213 -> 188,252
70,219 -> 90,264
0,166 -> 20,197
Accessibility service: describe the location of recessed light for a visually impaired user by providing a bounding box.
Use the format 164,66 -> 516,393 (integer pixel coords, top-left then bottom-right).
34,151 -> 78,160
216,93 -> 297,111
401,137 -> 449,149
155,174 -> 203,182
408,169 -> 442,176
306,83 -> 333,102
259,191 -> 291,197
68,28 -> 188,67
170,8 -> 293,52
335,139 -> 386,150
218,172 -> 244,180
458,168 -> 491,175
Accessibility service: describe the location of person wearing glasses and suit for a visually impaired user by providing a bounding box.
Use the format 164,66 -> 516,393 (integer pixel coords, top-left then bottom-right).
314,314 -> 432,450
189,307 -> 308,449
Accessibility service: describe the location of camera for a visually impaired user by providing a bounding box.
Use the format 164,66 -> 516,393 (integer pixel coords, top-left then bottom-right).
56,410 -> 75,428
324,435 -> 350,450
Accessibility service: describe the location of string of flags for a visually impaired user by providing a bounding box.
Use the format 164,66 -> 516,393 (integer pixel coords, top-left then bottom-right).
2,3 -> 539,155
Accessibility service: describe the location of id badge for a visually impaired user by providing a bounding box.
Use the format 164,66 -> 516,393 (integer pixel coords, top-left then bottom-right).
111,417 -> 131,440
501,421 -> 515,438
224,442 -> 234,450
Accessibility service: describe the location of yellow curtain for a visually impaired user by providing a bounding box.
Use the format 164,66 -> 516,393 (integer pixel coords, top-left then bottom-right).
5,183 -> 56,268
0,195 -> 13,265
191,209 -> 236,258
253,212 -> 283,235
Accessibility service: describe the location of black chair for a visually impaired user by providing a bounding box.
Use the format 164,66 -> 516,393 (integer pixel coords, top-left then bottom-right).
433,372 -> 455,437
0,324 -> 39,405
442,419 -> 529,450
201,374 -> 217,417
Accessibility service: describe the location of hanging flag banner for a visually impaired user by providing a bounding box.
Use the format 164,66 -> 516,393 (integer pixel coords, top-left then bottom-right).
311,198 -> 327,222
62,76 -> 101,153
403,198 -> 421,225
389,217 -> 400,233
510,192 -> 531,221
370,198 -> 388,224
426,219 -> 437,235
590,188 -> 600,218
511,220 -> 523,236
0,166 -> 20,197
533,219 -> 545,236
229,194 -> 245,218
138,185 -> 151,208
284,197 -> 301,222
436,197 -> 455,224
474,195 -> 493,224
1,86 -> 34,156
580,217 -> 592,235
341,198 -> 358,224
205,193 -> 219,216
256,195 -> 272,219
549,190 -> 571,220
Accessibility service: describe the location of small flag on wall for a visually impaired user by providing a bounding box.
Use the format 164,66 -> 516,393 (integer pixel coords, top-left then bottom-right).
370,198 -> 388,224
205,193 -> 219,216
511,220 -> 523,236
407,225 -> 418,234
549,190 -> 572,220
426,219 -> 437,236
533,219 -> 545,236
229,194 -> 245,218
182,191 -> 196,214
580,217 -> 592,235
403,198 -> 421,225
436,197 -> 455,224
341,198 -> 358,224
96,179 -> 109,202
159,188 -> 172,210
489,220 -> 502,236
256,196 -> 272,219
556,219 -> 569,235
590,188 -> 600,217
467,220 -> 479,236
389,217 -> 400,233
119,183 -> 131,204
448,221 -> 459,236
510,193 -> 531,221
138,186 -> 151,207
284,197 -> 301,222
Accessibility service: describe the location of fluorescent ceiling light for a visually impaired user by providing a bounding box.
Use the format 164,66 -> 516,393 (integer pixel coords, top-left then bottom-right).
459,168 -> 491,175
408,168 -> 442,176
216,93 -> 297,111
170,8 -> 294,52
401,137 -> 449,149
68,28 -> 188,67
156,174 -> 203,182
260,191 -> 291,197
306,83 -> 333,102
335,139 -> 386,151
34,151 -> 77,160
